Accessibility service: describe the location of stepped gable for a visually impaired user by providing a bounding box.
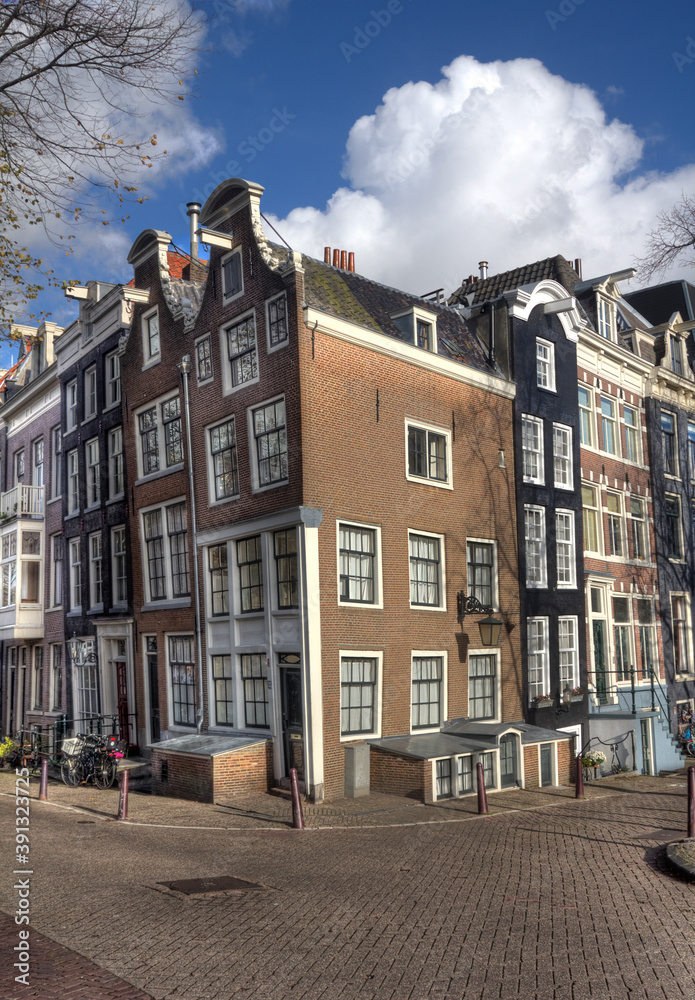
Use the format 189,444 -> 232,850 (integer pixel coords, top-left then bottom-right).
448,255 -> 581,306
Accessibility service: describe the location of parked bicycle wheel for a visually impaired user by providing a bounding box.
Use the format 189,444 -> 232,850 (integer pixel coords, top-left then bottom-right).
93,755 -> 117,789
61,757 -> 82,787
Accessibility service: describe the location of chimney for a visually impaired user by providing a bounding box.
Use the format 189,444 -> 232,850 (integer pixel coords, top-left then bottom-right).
324,247 -> 331,264
333,249 -> 340,268
186,202 -> 202,260
574,257 -> 583,279
340,250 -> 348,270
348,252 -> 355,273
479,260 -> 488,280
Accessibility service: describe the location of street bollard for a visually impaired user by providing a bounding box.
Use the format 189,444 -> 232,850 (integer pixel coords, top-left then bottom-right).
476,761 -> 489,815
688,765 -> 694,840
39,757 -> 48,801
289,767 -> 304,830
117,768 -> 129,821
575,754 -> 585,800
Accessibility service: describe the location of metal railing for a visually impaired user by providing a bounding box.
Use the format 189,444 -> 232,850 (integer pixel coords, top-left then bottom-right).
7,712 -> 137,761
591,666 -> 671,723
0,484 -> 44,518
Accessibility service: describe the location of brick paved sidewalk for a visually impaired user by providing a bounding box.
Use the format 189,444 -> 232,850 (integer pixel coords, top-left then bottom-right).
0,912 -> 153,1000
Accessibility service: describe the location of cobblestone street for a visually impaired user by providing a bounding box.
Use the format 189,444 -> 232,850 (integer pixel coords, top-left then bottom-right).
1,774 -> 694,1000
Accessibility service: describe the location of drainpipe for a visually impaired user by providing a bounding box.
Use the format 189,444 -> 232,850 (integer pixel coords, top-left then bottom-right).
179,355 -> 205,733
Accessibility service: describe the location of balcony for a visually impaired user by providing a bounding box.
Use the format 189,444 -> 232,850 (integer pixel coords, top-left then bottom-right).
0,485 -> 44,520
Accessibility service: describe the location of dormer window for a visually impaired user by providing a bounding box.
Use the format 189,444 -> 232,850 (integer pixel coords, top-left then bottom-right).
597,297 -> 616,342
222,249 -> 243,301
390,305 -> 438,352
670,334 -> 683,376
417,320 -> 432,351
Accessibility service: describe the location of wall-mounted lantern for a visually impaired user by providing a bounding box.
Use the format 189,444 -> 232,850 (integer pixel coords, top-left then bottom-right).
457,593 -> 503,648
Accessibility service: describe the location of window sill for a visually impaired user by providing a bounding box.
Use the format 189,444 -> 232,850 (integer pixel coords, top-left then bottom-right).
102,402 -> 120,414
106,495 -> 125,506
109,604 -> 128,614
141,598 -> 191,612
208,494 -> 240,508
142,356 -> 161,372
251,478 -> 289,496
135,464 -> 184,487
537,386 -> 558,395
523,478 -> 545,487
409,604 -> 448,612
267,338 -> 290,355
222,376 -> 260,398
84,503 -> 100,514
340,731 -> 380,743
87,605 -> 104,615
81,415 -> 98,426
196,377 -> 214,388
234,610 -> 265,619
337,600 -> 383,611
67,609 -> 82,617
65,511 -> 80,520
46,496 -> 62,506
405,474 -> 453,491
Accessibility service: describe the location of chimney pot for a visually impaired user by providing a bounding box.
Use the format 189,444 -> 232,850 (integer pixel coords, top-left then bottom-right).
332,249 -> 340,268
574,257 -> 583,279
186,202 -> 202,260
324,247 -> 331,264
340,250 -> 348,270
478,260 -> 488,280
348,252 -> 355,273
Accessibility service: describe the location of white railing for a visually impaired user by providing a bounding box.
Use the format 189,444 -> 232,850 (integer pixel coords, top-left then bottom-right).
0,484 -> 44,518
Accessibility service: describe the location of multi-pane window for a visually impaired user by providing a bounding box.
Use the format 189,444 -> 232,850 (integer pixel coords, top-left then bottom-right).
597,297 -> 614,340
411,656 -> 443,730
340,657 -> 377,736
606,493 -> 623,556
143,510 -> 165,600
536,338 -> 555,390
267,294 -> 288,348
556,510 -> 575,587
195,335 -> 213,383
521,415 -> 544,483
51,427 -> 62,499
14,449 -> 24,484
670,334 -> 683,375
407,424 -> 448,483
51,644 -> 62,711
144,310 -> 160,362
142,502 -> 189,602
435,759 -> 452,800
558,617 -> 578,689
167,503 -> 189,597
33,647 -> 43,710
20,531 -> 41,604
67,380 -> 78,430
111,526 -> 127,606
226,315 -> 258,387
468,654 -> 496,720
600,397 -> 617,455
274,528 -> 298,608
527,618 -> 549,703
623,407 -> 640,463
222,250 -> 242,299
84,366 -> 97,418
524,506 -> 546,587
137,396 -> 183,477
162,398 -> 183,467
69,538 -> 81,611
665,495 -> 682,559
85,438 -> 100,507
108,427 -> 124,498
33,438 -> 44,487
339,524 -> 376,604
209,419 -> 239,500
672,595 -> 691,675
67,449 -> 79,514
417,320 -> 432,350
213,655 -> 233,725
89,532 -> 102,608
661,411 -> 677,476
51,534 -> 63,607
553,423 -> 572,489
237,536 -> 263,612
169,635 -> 195,726
409,533 -> 442,607
241,653 -> 269,727
613,597 -> 632,681
105,351 -> 120,406
630,496 -> 647,560
457,755 -> 473,794
687,421 -> 695,480
582,484 -> 600,553
637,600 -> 656,681
208,544 -> 229,616
139,407 -> 159,474
578,386 -> 594,447
253,398 -> 287,486
467,541 -> 494,608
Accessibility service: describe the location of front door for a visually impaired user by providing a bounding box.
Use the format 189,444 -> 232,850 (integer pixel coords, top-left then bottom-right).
540,743 -> 553,786
593,620 -> 608,704
281,668 -> 304,780
499,735 -> 518,788
146,637 -> 160,744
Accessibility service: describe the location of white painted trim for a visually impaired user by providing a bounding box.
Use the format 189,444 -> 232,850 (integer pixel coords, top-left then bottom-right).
503,280 -> 587,342
407,528 -> 447,612
404,418 -> 453,490
336,519 -> 384,609
465,537 -> 499,610
409,649 -> 448,735
338,649 -> 383,742
299,520 -> 324,797
467,647 -> 501,723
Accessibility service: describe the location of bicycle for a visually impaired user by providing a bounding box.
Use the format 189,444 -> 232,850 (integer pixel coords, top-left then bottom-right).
61,733 -> 122,788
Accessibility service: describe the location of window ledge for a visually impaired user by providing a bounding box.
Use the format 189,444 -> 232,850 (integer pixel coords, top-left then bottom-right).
208,494 -> 240,508
197,377 -> 214,388
135,464 -> 184,487
234,611 -> 264,620
340,731 -> 380,743
222,376 -> 260,398
66,609 -> 82,617
102,402 -> 120,414
46,496 -> 62,506
105,495 -> 125,506
337,600 -> 383,610
87,605 -> 104,615
409,604 -> 448,612
109,604 -> 128,614
141,598 -> 191,612
142,356 -> 161,372
64,512 -> 80,521
405,474 -> 453,491
251,478 -> 289,495
84,503 -> 100,514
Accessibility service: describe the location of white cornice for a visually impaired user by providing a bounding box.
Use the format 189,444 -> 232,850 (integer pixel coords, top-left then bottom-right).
503,279 -> 587,342
578,328 -> 652,376
303,307 -> 515,400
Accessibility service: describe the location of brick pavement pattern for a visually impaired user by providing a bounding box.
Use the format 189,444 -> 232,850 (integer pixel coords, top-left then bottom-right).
1,774 -> 695,1000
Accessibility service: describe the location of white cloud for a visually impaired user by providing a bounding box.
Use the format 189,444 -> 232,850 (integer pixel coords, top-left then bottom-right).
268,55 -> 695,296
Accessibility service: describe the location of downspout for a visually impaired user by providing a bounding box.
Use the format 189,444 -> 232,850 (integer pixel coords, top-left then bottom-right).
179,355 -> 205,733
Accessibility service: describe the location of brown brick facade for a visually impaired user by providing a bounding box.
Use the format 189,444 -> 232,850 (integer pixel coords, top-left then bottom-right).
150,740 -> 272,802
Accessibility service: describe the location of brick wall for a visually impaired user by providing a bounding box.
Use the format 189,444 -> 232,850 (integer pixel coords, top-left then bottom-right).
369,748 -> 431,802
212,740 -> 272,800
523,745 -> 539,787
150,742 -> 272,802
557,737 -> 572,784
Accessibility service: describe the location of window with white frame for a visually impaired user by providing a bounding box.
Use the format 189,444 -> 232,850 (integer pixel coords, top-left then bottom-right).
208,543 -> 229,616
105,351 -> 120,407
339,522 -> 377,605
555,510 -> 576,587
524,506 -> 546,587
597,297 -> 616,341
536,338 -> 555,391
468,653 -> 497,720
606,492 -> 624,556
582,484 -> 600,553
466,541 -> 496,608
88,532 -> 102,609
108,427 -> 124,498
527,618 -> 549,703
409,531 -> 443,607
241,653 -> 269,727
168,635 -> 195,726
111,526 -> 127,606
32,646 -> 43,710
208,417 -> 238,501
688,421 -> 695,479
274,528 -> 298,608
222,249 -> 243,301
578,385 -> 594,447
340,655 -> 379,737
661,411 -> 678,476
665,494 -> 682,559
411,655 -> 444,730
51,426 -> 61,499
212,655 -> 233,726
32,438 -> 44,487
84,366 -> 97,419
136,394 -> 183,478
558,617 -> 579,689
435,758 -> 452,800
670,334 -> 684,376
225,313 -> 258,388
416,319 -> 433,351
141,501 -> 189,604
629,496 -> 647,561
85,438 -> 100,507
195,334 -> 213,383
600,397 -> 618,455
67,449 -> 79,514
20,530 -> 41,604
521,415 -> 544,484
50,644 -> 62,711
406,421 -> 450,486
623,406 -> 640,463
267,293 -> 288,349
251,397 -> 287,487
1,531 -> 17,608
671,594 -> 692,676
142,308 -> 160,364
236,536 -> 263,612
69,538 -> 81,611
637,600 -> 656,681
67,379 -> 78,430
14,449 -> 24,484
50,534 -> 63,607
553,423 -> 573,489
613,596 -> 633,682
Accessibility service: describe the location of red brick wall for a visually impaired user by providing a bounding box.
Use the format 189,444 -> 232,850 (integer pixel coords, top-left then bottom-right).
524,745 -> 539,787
212,741 -> 272,800
150,750 -> 212,801
369,748 -> 431,802
557,737 -> 572,784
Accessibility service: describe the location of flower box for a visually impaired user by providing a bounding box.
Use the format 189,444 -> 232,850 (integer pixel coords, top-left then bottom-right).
534,699 -> 553,709
570,694 -> 583,702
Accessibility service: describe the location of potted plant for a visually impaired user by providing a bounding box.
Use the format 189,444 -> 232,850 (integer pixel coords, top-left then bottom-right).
570,686 -> 584,702
581,750 -> 606,779
532,693 -> 553,709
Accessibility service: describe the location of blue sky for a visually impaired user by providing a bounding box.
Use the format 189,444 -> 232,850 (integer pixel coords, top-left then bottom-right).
5,0 -> 694,358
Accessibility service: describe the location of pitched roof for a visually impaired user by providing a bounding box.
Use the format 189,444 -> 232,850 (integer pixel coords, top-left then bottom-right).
448,255 -> 581,306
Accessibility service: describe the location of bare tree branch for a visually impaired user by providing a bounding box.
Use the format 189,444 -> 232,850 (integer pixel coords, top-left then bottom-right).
635,193 -> 695,281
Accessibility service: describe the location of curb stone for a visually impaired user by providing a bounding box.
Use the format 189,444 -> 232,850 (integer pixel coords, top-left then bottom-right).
665,837 -> 695,880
